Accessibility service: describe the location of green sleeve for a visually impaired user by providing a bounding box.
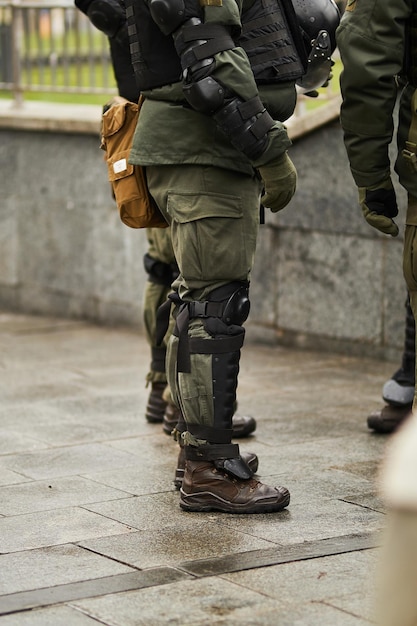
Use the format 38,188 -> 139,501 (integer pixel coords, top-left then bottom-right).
337,0 -> 412,187
203,1 -> 291,164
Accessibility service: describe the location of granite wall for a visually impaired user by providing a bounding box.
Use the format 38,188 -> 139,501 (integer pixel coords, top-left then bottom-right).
0,110 -> 408,362
249,120 -> 407,362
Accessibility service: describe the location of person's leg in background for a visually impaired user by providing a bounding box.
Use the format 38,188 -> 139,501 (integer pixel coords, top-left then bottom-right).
143,227 -> 179,423
367,294 -> 415,434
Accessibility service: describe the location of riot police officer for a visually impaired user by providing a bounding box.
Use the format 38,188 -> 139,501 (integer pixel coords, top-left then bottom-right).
338,5 -> 417,621
126,0 -> 339,513
337,0 -> 417,410
77,0 -> 340,512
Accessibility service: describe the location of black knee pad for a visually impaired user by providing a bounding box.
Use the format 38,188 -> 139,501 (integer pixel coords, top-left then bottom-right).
143,253 -> 179,287
207,281 -> 250,324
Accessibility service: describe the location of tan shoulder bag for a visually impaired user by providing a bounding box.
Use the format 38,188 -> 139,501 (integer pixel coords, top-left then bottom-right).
101,96 -> 167,229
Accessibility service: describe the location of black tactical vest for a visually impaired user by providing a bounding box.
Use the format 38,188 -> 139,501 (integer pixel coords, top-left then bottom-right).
126,0 -> 305,91
125,0 -> 182,90
240,0 -> 306,84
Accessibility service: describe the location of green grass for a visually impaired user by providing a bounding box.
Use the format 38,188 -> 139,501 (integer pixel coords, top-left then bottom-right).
0,90 -> 114,105
0,57 -> 118,104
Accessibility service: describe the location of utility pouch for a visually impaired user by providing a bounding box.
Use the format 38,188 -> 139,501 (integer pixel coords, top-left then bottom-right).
101,96 -> 167,229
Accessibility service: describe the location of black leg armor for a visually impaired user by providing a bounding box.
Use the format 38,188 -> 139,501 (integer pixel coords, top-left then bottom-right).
174,282 -> 253,479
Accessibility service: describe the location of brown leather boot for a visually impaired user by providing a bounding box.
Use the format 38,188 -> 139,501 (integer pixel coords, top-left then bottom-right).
174,446 -> 259,490
163,406 -> 257,438
231,413 -> 256,438
367,404 -> 412,434
180,460 -> 290,513
145,382 -> 167,423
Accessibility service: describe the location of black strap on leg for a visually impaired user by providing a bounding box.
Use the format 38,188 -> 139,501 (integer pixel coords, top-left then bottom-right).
174,304 -> 192,373
175,311 -> 244,373
167,282 -> 249,372
174,300 -> 222,373
155,292 -> 181,346
185,443 -> 239,461
186,422 -> 232,444
188,334 -> 244,354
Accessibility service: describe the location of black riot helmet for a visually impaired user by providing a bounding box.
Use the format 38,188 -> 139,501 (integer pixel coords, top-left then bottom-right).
292,0 -> 341,93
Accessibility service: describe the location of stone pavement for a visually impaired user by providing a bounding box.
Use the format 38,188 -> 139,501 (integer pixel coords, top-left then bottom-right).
0,311 -> 396,625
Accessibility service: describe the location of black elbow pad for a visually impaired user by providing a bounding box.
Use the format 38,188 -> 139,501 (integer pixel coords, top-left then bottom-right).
214,96 -> 274,161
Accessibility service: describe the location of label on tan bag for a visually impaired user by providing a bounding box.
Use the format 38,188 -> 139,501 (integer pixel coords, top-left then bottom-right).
113,158 -> 128,174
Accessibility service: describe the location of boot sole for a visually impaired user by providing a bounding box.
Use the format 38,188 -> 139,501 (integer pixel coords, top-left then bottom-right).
367,419 -> 402,434
179,490 -> 290,514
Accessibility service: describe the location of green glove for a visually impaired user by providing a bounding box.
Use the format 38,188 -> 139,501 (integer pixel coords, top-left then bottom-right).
258,152 -> 297,213
359,180 -> 399,237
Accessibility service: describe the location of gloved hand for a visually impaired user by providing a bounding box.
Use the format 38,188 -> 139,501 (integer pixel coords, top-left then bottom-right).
359,180 -> 399,237
258,152 -> 297,213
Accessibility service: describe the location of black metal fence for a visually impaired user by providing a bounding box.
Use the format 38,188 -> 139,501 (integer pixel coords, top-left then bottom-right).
0,0 -> 116,104
0,0 -> 341,135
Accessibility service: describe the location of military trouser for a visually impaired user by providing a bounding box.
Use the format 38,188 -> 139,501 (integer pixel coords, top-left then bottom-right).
143,227 -> 177,385
402,194 -> 417,410
147,164 -> 262,454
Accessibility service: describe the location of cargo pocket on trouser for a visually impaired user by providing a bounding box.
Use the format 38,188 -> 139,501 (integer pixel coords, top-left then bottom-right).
166,192 -> 245,284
